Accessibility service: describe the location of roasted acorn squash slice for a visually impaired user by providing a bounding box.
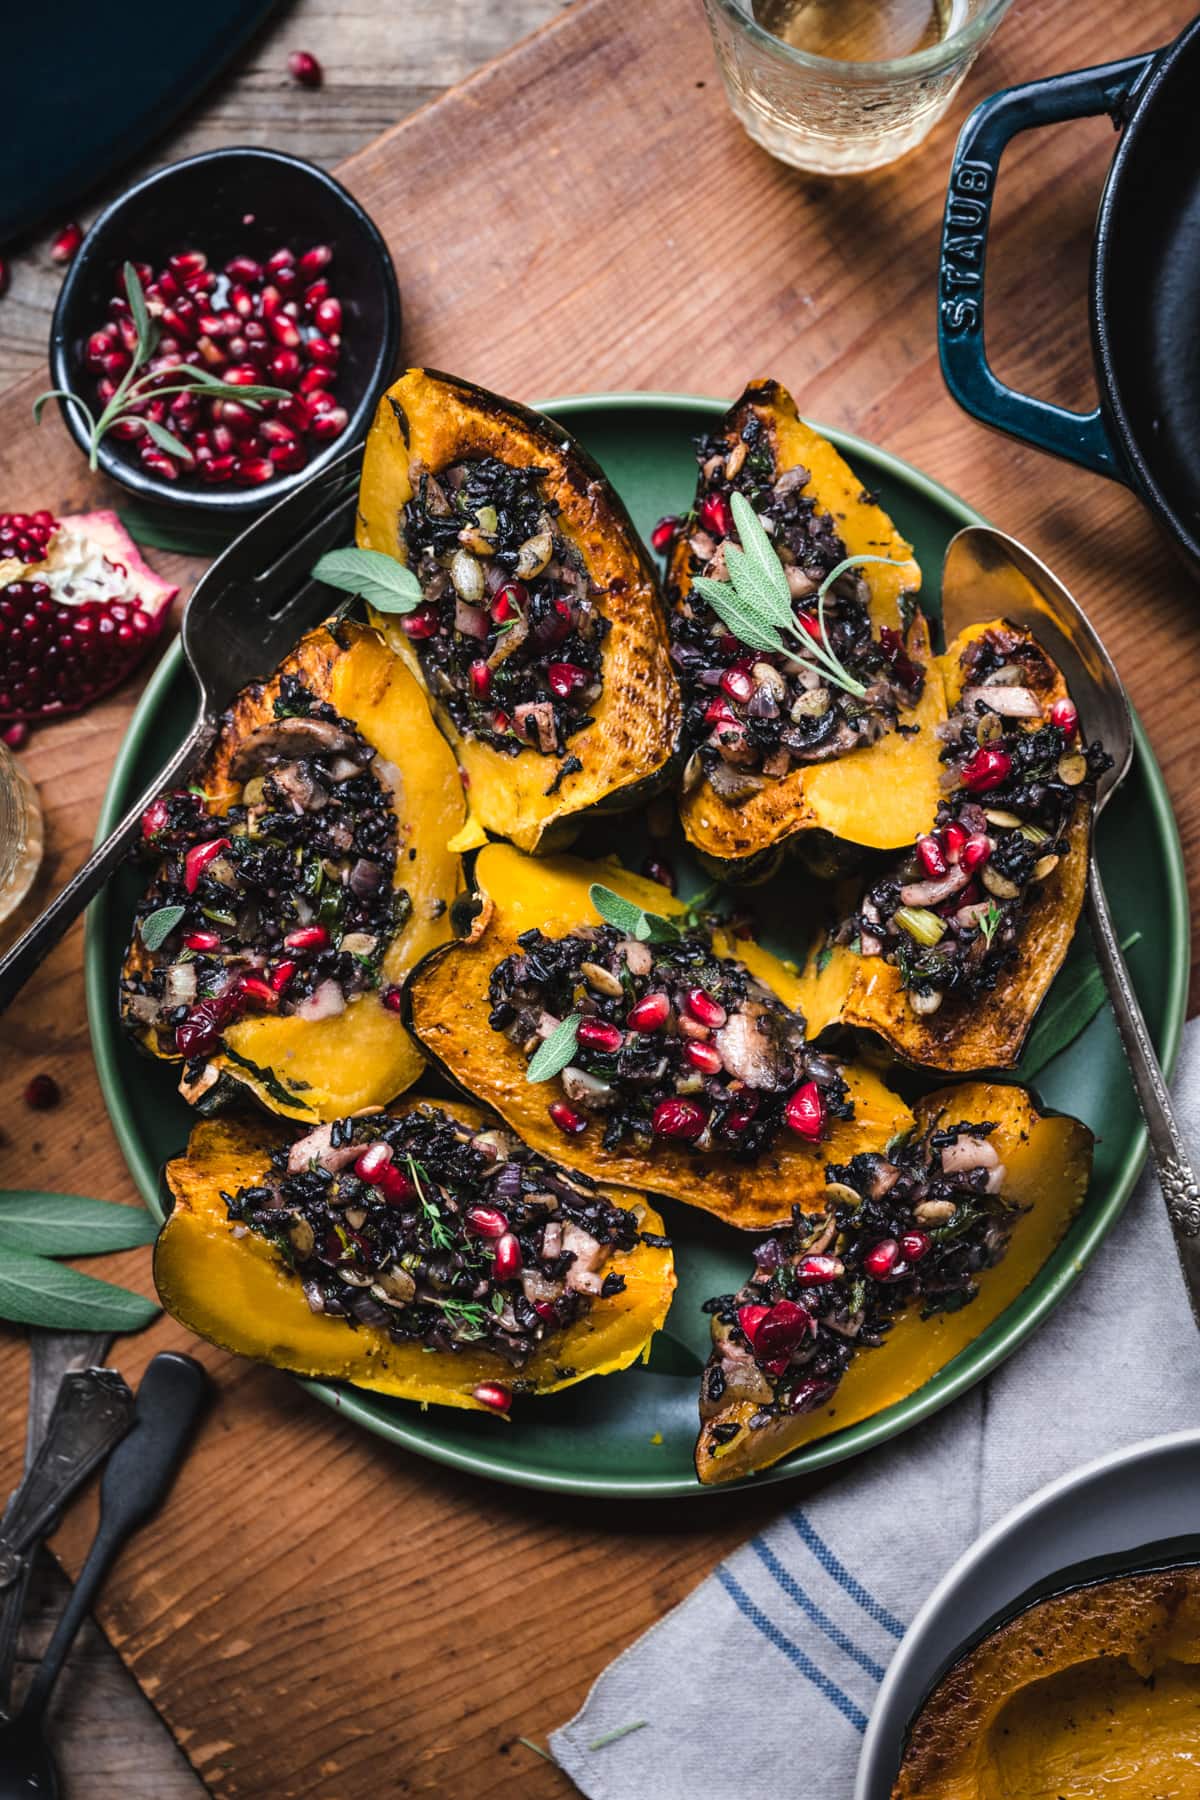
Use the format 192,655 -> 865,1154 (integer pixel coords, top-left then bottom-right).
120,621 -> 465,1121
404,842 -> 911,1230
695,1082 -> 1092,1484
798,620 -> 1092,1072
667,378 -> 945,882
895,1562 -> 1200,1799
356,367 -> 681,853
156,1097 -> 675,1411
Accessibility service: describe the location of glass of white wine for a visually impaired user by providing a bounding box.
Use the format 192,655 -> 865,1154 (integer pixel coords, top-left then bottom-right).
701,0 -> 1014,174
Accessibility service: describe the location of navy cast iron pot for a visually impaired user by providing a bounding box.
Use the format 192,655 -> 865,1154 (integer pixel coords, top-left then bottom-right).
938,16 -> 1200,570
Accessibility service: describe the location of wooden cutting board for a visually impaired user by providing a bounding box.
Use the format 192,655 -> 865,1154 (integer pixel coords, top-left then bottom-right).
1,0 -> 1197,1794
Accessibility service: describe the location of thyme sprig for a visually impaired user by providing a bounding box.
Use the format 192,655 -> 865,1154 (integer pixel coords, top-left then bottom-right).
34,262 -> 287,471
407,1156 -> 452,1251
691,491 -> 906,699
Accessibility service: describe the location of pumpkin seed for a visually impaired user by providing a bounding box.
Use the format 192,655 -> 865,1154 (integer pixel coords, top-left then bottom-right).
982,866 -> 1021,900
288,1216 -> 315,1257
824,1181 -> 862,1209
791,687 -> 831,719
976,711 -> 1004,743
1057,752 -> 1088,786
725,440 -> 748,478
581,960 -> 623,997
914,1198 -> 956,1225
983,808 -> 1023,828
449,548 -> 484,602
1032,853 -> 1061,881
909,988 -> 943,1016
516,531 -> 554,579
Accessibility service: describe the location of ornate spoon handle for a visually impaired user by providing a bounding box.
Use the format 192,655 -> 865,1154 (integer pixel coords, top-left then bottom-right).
1087,854 -> 1200,1326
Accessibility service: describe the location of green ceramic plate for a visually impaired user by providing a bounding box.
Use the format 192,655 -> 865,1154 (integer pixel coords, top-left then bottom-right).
85,393 -> 1188,1498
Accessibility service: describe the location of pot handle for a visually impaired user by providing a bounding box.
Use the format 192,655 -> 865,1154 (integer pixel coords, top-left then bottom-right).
938,53 -> 1155,479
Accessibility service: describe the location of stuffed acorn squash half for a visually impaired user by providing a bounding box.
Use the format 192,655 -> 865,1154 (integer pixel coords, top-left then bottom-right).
356,367 -> 682,853
404,843 -> 911,1231
695,1082 -> 1092,1484
798,620 -> 1110,1072
662,378 -> 946,882
120,619 -> 464,1121
156,1097 -> 675,1412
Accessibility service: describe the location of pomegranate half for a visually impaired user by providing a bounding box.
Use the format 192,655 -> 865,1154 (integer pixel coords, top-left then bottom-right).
0,510 -> 177,721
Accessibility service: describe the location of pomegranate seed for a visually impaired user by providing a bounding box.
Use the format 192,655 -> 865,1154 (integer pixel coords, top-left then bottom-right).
283,924 -> 328,950
237,975 -> 277,1010
266,248 -> 295,277
354,1142 -> 394,1183
299,245 -> 333,277
224,364 -> 266,386
577,1017 -> 623,1053
269,959 -> 298,992
313,296 -> 342,334
916,834 -> 947,878
698,491 -> 733,539
141,796 -> 171,840
140,449 -> 179,481
305,334 -> 339,367
754,1299 -> 814,1371
549,1099 -> 587,1135
268,312 -> 301,348
269,441 -> 307,474
472,1382 -> 511,1414
381,986 -> 403,1013
642,857 -> 676,892
685,1040 -> 722,1074
685,988 -> 727,1029
183,929 -> 221,951
722,1092 -> 760,1135
1050,697 -> 1078,735
466,1207 -> 507,1239
864,1238 -> 901,1279
225,255 -> 262,283
720,665 -> 754,705
960,747 -> 1012,792
493,1232 -> 522,1279
650,515 -> 678,553
737,1303 -> 770,1347
788,1377 -> 837,1415
941,821 -> 967,863
308,405 -> 348,441
183,837 -> 231,893
24,1073 -> 60,1110
468,659 -> 492,699
651,1098 -> 708,1140
492,709 -> 510,733
287,47 -> 323,86
304,279 -> 331,312
3,722 -> 29,749
199,455 -> 237,485
491,581 -> 527,623
704,697 -> 735,726
961,832 -> 992,873
298,366 -> 332,395
276,394 -> 311,433
784,1081 -> 825,1141
377,1163 -> 415,1204
235,457 -> 275,485
50,223 -> 83,264
85,329 -> 116,369
627,992 -> 671,1032
546,661 -> 589,699
901,1230 -> 932,1261
795,1255 -> 843,1284
268,350 -> 302,384
533,1300 -> 558,1323
401,604 -> 438,640
795,611 -> 824,641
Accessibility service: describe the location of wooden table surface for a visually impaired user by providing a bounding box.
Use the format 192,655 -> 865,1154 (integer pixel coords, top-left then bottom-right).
2,0 -> 1198,1796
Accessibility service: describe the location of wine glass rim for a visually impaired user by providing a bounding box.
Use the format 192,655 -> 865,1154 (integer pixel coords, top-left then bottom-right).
705,0 -> 1014,79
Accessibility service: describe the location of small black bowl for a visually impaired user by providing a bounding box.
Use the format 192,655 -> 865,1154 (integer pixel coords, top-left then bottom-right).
49,146 -> 402,518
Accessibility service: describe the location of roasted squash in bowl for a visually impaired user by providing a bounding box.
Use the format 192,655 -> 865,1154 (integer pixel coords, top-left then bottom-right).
894,1556 -> 1200,1798
156,1096 -> 676,1411
119,619 -> 464,1121
799,619 -> 1106,1072
404,841 -> 912,1230
662,378 -> 946,882
356,367 -> 682,852
695,1082 -> 1092,1484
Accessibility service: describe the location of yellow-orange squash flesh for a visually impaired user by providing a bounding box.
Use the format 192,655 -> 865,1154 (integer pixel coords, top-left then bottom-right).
671,379 -> 946,879
797,620 -> 1090,1072
121,620 -> 465,1121
404,842 -> 911,1231
156,1098 -> 676,1412
356,367 -> 681,854
894,1563 -> 1200,1799
695,1082 -> 1092,1484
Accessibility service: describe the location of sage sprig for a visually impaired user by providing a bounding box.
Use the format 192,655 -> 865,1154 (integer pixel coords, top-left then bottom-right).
526,1014 -> 582,1083
0,1188 -> 160,1332
311,546 -> 424,613
0,1193 -> 158,1258
588,883 -> 681,945
692,491 -> 905,698
140,904 -> 186,951
34,261 -> 288,471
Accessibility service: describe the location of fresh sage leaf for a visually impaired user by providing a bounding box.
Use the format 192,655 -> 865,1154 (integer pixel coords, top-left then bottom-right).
1019,929 -> 1141,1079
140,904 -> 186,951
311,547 -> 424,614
692,577 -> 788,656
729,491 -> 790,607
0,1255 -> 160,1332
0,1193 -> 157,1257
526,1013 -> 582,1083
588,883 -> 681,945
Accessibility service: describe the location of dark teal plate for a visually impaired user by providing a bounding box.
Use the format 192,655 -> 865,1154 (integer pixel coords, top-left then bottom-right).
85,394 -> 1188,1497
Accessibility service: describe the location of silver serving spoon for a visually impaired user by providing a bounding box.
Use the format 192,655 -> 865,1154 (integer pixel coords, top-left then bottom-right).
941,525 -> 1200,1325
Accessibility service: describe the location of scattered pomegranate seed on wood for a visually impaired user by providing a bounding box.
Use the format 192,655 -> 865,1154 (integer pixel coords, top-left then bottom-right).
50,223 -> 84,264
0,259 -> 9,298
287,50 -> 323,87
24,1074 -> 60,1110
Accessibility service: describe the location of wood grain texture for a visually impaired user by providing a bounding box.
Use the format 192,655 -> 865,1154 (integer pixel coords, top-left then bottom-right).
1,0 -> 1198,1796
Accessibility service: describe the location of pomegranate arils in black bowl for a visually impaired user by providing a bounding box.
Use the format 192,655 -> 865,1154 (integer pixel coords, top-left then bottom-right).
86,244 -> 350,489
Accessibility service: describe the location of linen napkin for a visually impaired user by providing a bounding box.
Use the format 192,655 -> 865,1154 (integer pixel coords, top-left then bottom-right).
550,1017 -> 1200,1800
